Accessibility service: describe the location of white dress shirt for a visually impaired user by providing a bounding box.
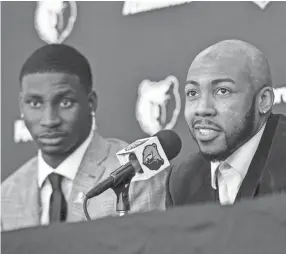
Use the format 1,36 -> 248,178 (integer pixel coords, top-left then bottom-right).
38,130 -> 94,225
211,124 -> 266,205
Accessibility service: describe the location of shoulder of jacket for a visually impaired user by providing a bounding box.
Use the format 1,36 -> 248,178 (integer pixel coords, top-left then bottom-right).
1,156 -> 37,195
167,152 -> 207,186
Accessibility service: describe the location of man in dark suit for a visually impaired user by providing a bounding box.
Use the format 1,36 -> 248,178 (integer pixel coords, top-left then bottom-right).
166,39 -> 286,207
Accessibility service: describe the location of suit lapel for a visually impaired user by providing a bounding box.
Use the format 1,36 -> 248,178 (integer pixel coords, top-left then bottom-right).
235,114 -> 279,202
185,158 -> 218,204
67,132 -> 110,222
23,170 -> 41,227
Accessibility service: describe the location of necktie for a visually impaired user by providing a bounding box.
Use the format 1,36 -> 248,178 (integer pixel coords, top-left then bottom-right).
48,173 -> 67,223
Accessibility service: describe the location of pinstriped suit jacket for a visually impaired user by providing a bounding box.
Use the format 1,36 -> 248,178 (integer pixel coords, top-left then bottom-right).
1,132 -> 168,231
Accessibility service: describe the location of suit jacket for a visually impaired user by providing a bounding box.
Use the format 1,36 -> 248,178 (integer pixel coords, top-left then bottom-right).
166,114 -> 286,208
1,132 -> 169,231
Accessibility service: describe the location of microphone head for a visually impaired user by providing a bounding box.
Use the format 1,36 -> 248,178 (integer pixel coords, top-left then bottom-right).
153,129 -> 182,161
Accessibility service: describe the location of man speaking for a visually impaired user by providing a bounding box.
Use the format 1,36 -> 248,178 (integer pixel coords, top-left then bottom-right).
166,39 -> 286,207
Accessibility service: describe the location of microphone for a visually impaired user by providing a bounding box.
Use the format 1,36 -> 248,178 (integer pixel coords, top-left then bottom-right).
85,130 -> 182,199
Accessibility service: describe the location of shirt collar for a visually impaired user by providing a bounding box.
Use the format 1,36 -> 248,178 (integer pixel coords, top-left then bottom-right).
38,130 -> 94,188
211,161 -> 220,189
211,123 -> 266,189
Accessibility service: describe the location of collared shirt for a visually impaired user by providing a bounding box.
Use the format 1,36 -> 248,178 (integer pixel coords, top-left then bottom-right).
211,123 -> 266,205
38,130 -> 94,225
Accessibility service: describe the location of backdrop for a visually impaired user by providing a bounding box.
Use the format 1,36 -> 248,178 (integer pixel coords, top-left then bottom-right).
1,1 -> 286,181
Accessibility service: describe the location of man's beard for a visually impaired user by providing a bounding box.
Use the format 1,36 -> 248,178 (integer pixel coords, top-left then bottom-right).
191,101 -> 256,162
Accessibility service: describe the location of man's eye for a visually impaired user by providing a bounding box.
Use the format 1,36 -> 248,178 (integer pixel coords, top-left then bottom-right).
29,100 -> 42,108
60,99 -> 73,108
216,88 -> 230,95
187,90 -> 199,97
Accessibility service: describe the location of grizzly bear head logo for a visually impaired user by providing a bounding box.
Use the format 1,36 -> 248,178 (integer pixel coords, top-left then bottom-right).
135,75 -> 181,136
142,143 -> 164,171
35,1 -> 77,44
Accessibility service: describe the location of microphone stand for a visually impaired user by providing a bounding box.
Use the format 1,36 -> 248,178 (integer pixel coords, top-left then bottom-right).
112,153 -> 139,216
83,154 -> 137,219
113,182 -> 131,216
83,177 -> 132,220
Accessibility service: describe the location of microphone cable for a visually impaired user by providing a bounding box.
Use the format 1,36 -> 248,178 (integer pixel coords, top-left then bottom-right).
83,196 -> 91,220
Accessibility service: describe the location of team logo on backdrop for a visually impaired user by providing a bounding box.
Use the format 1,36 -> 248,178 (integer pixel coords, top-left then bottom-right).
135,75 -> 181,136
14,119 -> 33,143
122,0 -> 270,15
35,1 -> 77,44
273,86 -> 286,105
122,0 -> 192,15
252,1 -> 270,10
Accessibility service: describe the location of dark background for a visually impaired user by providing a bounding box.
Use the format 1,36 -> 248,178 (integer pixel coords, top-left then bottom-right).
2,1 -> 286,180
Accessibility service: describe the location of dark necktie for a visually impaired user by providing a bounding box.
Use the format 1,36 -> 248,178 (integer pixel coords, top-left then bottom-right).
214,164 -> 221,203
214,169 -> 219,202
48,173 -> 67,223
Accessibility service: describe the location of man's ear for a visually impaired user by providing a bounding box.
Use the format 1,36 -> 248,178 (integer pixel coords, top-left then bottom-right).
257,86 -> 274,114
88,91 -> 97,113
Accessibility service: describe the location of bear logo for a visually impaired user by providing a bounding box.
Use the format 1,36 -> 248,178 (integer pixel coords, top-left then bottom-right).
122,1 -> 193,16
142,143 -> 164,171
273,86 -> 286,105
35,1 -> 77,44
14,119 -> 33,143
253,1 -> 270,10
136,75 -> 181,136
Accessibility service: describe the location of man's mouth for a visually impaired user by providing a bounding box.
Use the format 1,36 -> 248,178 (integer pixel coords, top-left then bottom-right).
194,126 -> 221,141
198,128 -> 216,136
39,132 -> 66,138
38,133 -> 67,145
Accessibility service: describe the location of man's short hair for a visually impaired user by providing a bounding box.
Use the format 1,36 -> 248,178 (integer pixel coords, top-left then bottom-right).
19,44 -> 92,92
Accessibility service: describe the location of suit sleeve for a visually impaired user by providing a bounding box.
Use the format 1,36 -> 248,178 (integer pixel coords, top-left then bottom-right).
165,165 -> 174,208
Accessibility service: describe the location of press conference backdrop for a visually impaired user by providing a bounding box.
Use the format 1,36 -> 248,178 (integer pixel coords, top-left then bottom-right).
1,1 -> 286,181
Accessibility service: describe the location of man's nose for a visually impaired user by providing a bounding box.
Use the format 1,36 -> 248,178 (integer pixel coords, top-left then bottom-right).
195,95 -> 216,117
40,106 -> 61,128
